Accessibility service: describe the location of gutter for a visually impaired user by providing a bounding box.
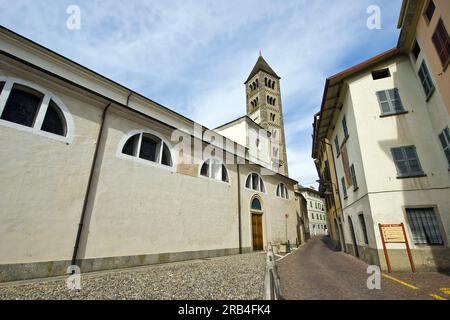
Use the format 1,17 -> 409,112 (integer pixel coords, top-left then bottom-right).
71,103 -> 111,267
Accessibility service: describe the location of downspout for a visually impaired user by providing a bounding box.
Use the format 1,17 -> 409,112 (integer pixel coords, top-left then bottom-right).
237,164 -> 243,254
71,103 -> 111,267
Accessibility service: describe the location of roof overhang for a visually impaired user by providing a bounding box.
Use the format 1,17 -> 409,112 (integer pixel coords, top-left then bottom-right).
312,48 -> 400,158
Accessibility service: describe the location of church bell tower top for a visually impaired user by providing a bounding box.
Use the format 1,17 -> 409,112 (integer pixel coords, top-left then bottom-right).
245,54 -> 281,84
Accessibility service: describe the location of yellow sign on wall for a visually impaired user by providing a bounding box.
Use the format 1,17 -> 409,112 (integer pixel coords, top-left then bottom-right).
381,225 -> 406,243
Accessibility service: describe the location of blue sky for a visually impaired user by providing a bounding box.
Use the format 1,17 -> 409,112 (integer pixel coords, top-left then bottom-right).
0,0 -> 402,186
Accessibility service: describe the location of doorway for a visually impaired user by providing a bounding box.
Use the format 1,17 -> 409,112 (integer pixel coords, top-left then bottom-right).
252,213 -> 264,251
348,217 -> 359,258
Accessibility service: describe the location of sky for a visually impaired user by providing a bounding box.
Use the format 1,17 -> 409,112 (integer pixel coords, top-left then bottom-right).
0,0 -> 403,187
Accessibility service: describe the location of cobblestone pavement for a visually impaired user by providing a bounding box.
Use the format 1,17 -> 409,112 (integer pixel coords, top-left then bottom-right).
277,237 -> 450,300
0,253 -> 266,300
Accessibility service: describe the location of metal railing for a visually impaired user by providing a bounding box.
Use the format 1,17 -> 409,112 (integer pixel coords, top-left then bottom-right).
263,243 -> 283,300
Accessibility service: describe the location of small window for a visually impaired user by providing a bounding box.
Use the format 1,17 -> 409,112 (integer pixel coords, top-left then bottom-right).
438,127 -> 450,168
200,158 -> 229,183
418,61 -> 435,98
425,0 -> 436,22
1,84 -> 44,128
350,164 -> 358,190
121,132 -> 173,167
245,173 -> 265,193
251,198 -> 262,211
41,100 -> 67,137
406,208 -> 443,245
432,19 -> 450,67
391,146 -> 424,178
342,116 -> 349,139
334,136 -> 340,157
412,41 -> 421,61
341,177 -> 347,199
358,214 -> 369,245
376,89 -> 405,115
371,68 -> 391,80
276,183 -> 289,199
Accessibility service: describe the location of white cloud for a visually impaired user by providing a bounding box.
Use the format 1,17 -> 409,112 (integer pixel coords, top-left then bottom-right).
0,0 -> 402,184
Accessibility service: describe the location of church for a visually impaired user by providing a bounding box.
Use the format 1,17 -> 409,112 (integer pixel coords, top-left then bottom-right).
0,26 -> 302,282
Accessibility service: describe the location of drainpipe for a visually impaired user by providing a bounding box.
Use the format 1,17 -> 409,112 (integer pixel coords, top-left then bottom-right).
237,164 -> 243,254
71,103 -> 111,267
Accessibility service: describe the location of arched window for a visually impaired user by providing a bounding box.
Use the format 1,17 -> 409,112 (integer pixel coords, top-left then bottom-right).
276,183 -> 289,199
121,132 -> 173,167
245,173 -> 266,193
251,197 -> 262,211
0,80 -> 70,139
200,158 -> 229,183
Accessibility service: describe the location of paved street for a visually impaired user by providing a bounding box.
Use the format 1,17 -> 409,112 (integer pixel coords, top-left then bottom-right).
0,253 -> 265,300
277,237 -> 450,300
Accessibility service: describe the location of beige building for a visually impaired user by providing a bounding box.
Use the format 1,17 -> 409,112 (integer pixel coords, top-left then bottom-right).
298,187 -> 328,237
312,2 -> 450,272
0,27 -> 303,282
398,0 -> 450,115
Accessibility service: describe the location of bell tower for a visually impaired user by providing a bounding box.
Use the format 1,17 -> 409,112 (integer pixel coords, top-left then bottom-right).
245,54 -> 289,176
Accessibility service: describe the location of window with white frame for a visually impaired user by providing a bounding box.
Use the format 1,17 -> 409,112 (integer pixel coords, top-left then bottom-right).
342,116 -> 349,140
0,82 -> 68,137
376,89 -> 405,115
439,127 -> 450,168
350,164 -> 358,190
391,146 -> 424,178
122,132 -> 173,167
200,158 -> 229,183
334,135 -> 340,157
418,61 -> 435,98
245,173 -> 266,193
276,183 -> 289,199
341,177 -> 347,199
406,208 -> 443,245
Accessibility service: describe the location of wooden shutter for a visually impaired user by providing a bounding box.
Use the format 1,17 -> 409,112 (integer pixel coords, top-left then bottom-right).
341,144 -> 352,187
432,19 -> 450,66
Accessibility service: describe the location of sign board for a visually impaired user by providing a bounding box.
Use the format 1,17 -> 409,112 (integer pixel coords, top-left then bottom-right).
378,223 -> 415,273
381,224 -> 406,243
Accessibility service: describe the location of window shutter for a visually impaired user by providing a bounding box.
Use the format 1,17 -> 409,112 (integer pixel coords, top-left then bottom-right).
433,20 -> 450,66
376,91 -> 391,114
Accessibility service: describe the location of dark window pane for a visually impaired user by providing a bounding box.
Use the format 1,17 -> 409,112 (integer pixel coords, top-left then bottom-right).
222,165 -> 228,182
122,134 -> 139,156
41,100 -> 66,136
251,198 -> 262,211
139,134 -> 158,162
372,68 -> 391,80
425,0 -> 435,22
0,82 -> 4,94
201,160 -> 209,177
246,175 -> 251,188
1,84 -> 43,127
161,143 -> 172,166
412,41 -> 421,60
252,173 -> 258,190
359,214 -> 369,244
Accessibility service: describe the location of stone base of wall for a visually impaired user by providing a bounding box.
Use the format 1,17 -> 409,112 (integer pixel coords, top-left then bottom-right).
345,244 -> 450,272
0,247 -> 252,283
